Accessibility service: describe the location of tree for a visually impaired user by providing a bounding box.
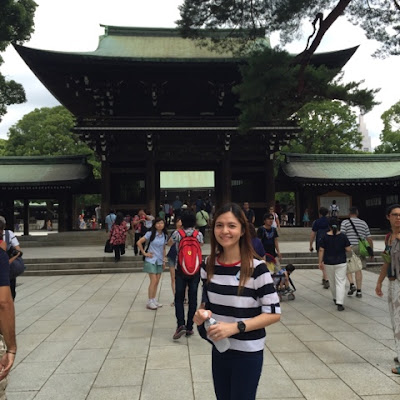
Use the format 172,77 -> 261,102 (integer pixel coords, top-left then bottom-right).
0,0 -> 37,122
283,100 -> 362,154
177,0 -> 396,100
4,106 -> 100,177
375,100 -> 400,153
0,138 -> 6,155
233,48 -> 378,130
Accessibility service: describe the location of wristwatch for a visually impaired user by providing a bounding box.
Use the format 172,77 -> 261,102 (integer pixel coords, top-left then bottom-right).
237,321 -> 246,334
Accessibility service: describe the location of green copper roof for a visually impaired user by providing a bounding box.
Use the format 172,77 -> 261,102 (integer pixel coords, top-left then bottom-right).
281,153 -> 400,181
0,156 -> 93,185
74,26 -> 270,60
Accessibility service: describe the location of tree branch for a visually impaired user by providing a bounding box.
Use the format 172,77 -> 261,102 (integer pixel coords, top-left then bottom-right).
293,0 -> 353,95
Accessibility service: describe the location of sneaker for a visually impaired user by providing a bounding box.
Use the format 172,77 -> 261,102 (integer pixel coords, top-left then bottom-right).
154,300 -> 163,308
348,285 -> 356,296
356,292 -> 362,298
146,300 -> 157,310
173,325 -> 187,340
337,304 -> 345,311
186,329 -> 194,337
323,280 -> 330,289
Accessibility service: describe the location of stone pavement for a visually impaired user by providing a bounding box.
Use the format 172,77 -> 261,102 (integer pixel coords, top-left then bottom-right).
7,259 -> 400,400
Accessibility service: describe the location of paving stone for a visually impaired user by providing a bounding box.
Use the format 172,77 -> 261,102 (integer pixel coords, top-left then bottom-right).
6,391 -> 38,400
75,330 -> 118,349
274,352 -> 336,379
32,372 -> 96,400
87,386 -> 141,400
285,323 -> 335,341
94,357 -> 146,387
266,332 -> 309,352
295,378 -> 361,400
329,331 -> 387,350
190,354 -> 213,382
147,345 -> 189,369
306,341 -> 365,364
141,368 -> 194,400
108,337 -> 150,358
23,341 -> 75,363
55,348 -> 108,374
330,363 -> 400,396
7,361 -> 59,391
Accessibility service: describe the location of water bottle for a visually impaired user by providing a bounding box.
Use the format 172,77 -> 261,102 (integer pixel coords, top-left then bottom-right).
204,316 -> 230,353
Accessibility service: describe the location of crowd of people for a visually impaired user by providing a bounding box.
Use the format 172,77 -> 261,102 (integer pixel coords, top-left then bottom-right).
2,199 -> 400,399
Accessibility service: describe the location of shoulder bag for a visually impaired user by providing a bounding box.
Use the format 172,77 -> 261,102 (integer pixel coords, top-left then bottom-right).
347,251 -> 362,274
348,219 -> 373,257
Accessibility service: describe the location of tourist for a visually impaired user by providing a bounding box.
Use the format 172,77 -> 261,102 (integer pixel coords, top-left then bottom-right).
257,213 -> 282,263
164,200 -> 172,226
268,206 -> 281,230
375,204 -> 400,374
137,217 -> 168,310
109,212 -> 127,262
243,201 -> 255,224
249,223 -> 265,258
302,208 -> 310,227
341,206 -> 373,298
196,205 -> 210,237
310,207 -> 330,289
329,200 -> 339,217
318,217 -> 351,311
193,202 -> 280,400
169,211 -> 203,339
172,196 -> 183,221
167,217 -> 182,306
286,201 -> 295,226
0,216 -> 22,300
0,224 -> 17,400
104,209 -> 116,233
95,204 -> 101,226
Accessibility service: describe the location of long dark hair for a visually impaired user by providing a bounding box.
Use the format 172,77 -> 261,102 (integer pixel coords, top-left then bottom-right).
149,217 -> 168,242
115,212 -> 124,225
207,202 -> 258,293
328,217 -> 339,235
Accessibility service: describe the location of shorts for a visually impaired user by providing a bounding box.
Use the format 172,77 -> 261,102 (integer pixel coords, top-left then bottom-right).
167,257 -> 176,268
143,261 -> 163,274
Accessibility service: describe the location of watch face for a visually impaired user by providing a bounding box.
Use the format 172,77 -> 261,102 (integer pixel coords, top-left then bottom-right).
238,321 -> 246,333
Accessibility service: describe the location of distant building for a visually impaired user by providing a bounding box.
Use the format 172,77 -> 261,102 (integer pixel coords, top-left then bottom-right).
358,114 -> 372,152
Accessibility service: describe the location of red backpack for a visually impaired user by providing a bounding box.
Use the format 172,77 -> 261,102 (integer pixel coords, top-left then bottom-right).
177,229 -> 202,276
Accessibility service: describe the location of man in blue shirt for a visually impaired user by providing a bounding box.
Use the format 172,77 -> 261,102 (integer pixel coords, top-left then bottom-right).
105,210 -> 116,233
309,207 -> 330,289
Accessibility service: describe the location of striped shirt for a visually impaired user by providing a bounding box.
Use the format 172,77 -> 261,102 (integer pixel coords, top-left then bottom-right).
340,217 -> 371,246
201,258 -> 281,353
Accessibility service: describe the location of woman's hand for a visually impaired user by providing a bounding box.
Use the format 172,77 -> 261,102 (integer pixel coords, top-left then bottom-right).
145,252 -> 153,258
375,282 -> 383,297
193,309 -> 211,326
318,261 -> 324,271
207,322 -> 236,341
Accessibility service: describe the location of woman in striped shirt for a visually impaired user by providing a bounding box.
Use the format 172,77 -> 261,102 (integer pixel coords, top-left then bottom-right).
193,203 -> 281,400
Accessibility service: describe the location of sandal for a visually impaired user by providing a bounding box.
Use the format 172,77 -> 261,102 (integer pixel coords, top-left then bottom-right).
395,357 -> 399,363
392,366 -> 400,374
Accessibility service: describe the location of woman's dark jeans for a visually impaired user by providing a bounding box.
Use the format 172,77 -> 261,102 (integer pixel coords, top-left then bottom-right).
212,347 -> 263,400
174,271 -> 200,330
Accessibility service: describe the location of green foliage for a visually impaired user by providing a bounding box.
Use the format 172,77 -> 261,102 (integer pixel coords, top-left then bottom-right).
0,138 -> 6,155
4,106 -> 101,178
0,0 -> 37,121
178,0 -> 400,57
375,100 -> 400,153
233,48 -> 378,130
283,100 -> 362,154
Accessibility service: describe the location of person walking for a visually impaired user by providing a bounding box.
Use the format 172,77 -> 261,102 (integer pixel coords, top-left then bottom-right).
196,206 -> 209,238
243,202 -> 255,224
0,220 -> 17,400
169,211 -> 203,339
193,202 -> 280,400
375,204 -> 400,375
0,216 -> 22,300
257,213 -> 282,263
318,217 -> 352,311
105,209 -> 116,233
109,212 -> 127,262
341,206 -> 373,298
137,217 -> 168,310
310,207 -> 330,289
268,206 -> 281,231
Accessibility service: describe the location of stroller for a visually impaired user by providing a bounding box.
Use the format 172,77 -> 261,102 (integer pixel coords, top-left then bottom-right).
265,254 -> 296,301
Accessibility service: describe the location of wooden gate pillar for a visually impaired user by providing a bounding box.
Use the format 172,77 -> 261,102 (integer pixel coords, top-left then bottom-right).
265,154 -> 275,208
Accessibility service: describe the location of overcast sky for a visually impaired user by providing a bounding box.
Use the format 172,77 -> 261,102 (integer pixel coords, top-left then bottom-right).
1,0 -> 399,148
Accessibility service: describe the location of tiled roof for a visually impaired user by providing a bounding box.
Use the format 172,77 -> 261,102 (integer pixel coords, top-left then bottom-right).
281,153 -> 400,182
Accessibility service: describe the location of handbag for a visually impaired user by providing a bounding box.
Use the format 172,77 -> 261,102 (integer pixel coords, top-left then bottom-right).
10,257 -> 25,279
104,239 -> 113,253
348,219 -> 373,257
347,252 -> 362,274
